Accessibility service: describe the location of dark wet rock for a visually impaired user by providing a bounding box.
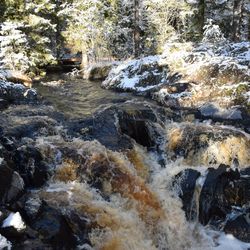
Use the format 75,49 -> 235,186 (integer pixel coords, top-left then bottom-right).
0,225 -> 26,241
0,161 -> 24,205
223,175 -> 250,208
241,167 -> 250,176
23,195 -> 43,222
199,165 -> 240,225
67,102 -> 172,151
224,212 -> 250,243
63,210 -> 91,247
199,103 -> 242,120
117,105 -> 164,149
174,169 -> 200,220
12,238 -> 52,250
0,98 -> 8,110
0,106 -> 61,141
67,107 -> 133,151
31,202 -> 77,249
0,212 -> 26,241
12,146 -> 54,188
198,104 -> 250,130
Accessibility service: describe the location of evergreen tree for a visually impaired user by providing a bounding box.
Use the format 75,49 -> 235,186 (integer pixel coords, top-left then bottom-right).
0,0 -> 68,75
0,21 -> 31,72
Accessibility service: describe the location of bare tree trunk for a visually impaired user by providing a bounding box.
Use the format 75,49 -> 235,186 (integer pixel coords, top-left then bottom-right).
133,0 -> 140,58
232,0 -> 244,41
200,0 -> 205,32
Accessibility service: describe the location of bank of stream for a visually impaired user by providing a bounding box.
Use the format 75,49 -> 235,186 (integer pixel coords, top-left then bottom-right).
0,72 -> 249,250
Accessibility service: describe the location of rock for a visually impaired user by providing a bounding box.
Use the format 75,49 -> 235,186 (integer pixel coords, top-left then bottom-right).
11,238 -> 51,250
0,212 -> 26,240
102,56 -> 168,92
67,102 -> 172,151
31,202 -> 77,249
117,104 -> 165,149
199,103 -> 243,120
0,234 -> 11,249
174,169 -> 201,220
0,80 -> 37,104
84,61 -> 119,80
0,161 -> 24,205
13,146 -> 53,188
199,165 -> 240,225
0,70 -> 32,87
241,167 -> 250,176
23,195 -> 42,222
63,210 -> 91,247
0,99 -> 8,110
0,110 -> 58,140
166,123 -> 250,166
223,175 -> 250,207
224,213 -> 250,243
67,107 -> 133,151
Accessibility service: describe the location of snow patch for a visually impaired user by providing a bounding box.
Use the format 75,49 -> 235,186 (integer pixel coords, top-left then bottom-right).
2,212 -> 26,231
0,234 -> 11,250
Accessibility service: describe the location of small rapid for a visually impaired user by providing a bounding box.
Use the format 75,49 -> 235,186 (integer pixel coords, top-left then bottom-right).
15,73 -> 249,250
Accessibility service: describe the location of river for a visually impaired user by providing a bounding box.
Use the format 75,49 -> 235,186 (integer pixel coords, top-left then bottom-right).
14,73 -> 249,250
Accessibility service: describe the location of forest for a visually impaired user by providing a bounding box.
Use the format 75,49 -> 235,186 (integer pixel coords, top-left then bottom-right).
0,1 -> 250,250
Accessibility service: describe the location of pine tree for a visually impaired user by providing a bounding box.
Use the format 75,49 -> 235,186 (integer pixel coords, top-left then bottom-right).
0,21 -> 31,72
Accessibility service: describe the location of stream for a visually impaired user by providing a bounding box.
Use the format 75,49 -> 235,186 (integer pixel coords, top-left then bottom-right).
35,74 -> 146,118
0,73 -> 249,249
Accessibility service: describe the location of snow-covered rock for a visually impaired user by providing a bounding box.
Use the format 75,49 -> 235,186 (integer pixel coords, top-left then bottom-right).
103,42 -> 250,123
0,234 -> 11,250
2,212 -> 26,231
102,56 -> 168,92
158,42 -> 250,112
0,80 -> 37,103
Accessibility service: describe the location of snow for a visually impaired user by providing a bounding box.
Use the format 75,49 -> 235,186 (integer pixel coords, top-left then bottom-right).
2,212 -> 26,231
0,235 -> 11,250
103,55 -> 166,91
214,233 -> 250,250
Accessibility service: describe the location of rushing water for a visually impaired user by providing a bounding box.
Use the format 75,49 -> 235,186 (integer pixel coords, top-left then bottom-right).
31,74 -> 250,250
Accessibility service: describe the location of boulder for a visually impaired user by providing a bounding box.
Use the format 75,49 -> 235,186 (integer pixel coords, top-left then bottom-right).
67,101 -> 173,151
102,56 -> 168,92
31,202 -> 77,249
173,169 -> 201,220
224,212 -> 250,243
0,80 -> 37,104
12,146 -> 53,188
0,161 -> 24,205
199,165 -> 240,225
84,61 -> 119,80
0,212 -> 26,240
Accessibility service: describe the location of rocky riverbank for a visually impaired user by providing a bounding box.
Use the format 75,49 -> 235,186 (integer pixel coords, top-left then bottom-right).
0,40 -> 249,249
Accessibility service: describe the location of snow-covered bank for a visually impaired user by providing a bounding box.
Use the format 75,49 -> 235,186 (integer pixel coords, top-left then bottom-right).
102,42 -> 250,124
102,56 -> 168,92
